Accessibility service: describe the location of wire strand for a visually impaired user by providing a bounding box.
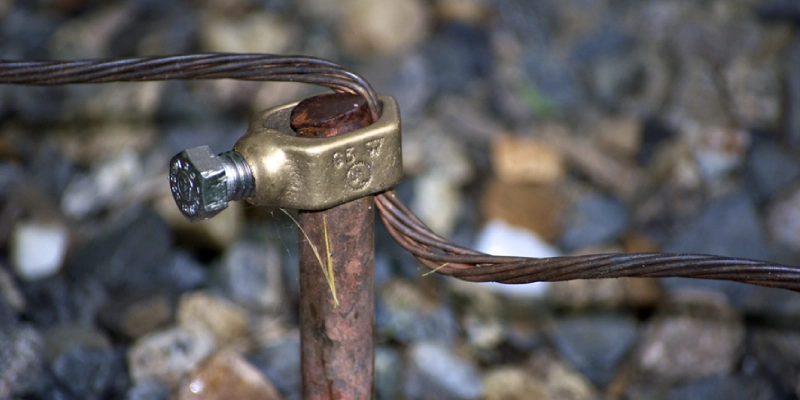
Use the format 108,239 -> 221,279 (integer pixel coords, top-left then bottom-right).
3,53 -> 800,292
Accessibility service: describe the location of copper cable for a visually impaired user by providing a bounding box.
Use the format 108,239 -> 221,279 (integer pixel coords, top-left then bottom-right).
3,53 -> 800,292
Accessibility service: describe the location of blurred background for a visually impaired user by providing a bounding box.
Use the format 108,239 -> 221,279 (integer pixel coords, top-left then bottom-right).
1,0 -> 800,399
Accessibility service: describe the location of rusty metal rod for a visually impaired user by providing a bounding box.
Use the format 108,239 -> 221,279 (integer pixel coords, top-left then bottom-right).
291,92 -> 376,400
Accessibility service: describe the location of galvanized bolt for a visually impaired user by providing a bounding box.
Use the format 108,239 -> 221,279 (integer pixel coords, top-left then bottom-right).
168,146 -> 255,222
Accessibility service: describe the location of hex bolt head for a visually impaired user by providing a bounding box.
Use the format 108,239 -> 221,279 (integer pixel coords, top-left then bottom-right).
169,146 -> 229,222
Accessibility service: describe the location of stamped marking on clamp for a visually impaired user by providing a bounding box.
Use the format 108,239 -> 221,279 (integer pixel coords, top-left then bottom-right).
332,137 -> 385,191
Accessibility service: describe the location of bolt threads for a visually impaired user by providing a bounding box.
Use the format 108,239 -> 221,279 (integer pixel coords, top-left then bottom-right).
219,151 -> 255,201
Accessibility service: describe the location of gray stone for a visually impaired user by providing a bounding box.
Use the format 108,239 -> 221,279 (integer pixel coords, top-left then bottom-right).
61,149 -> 145,219
157,82 -> 226,123
0,8 -> 60,59
741,285 -> 800,327
128,326 -> 216,387
217,241 -> 281,310
51,347 -> 126,400
176,291 -> 250,347
161,251 -> 208,292
751,329 -> 800,397
30,143 -> 75,201
43,324 -> 111,361
522,51 -> 585,114
560,192 -> 630,251
124,4 -> 196,56
483,368 -> 548,400
375,346 -> 404,400
667,61 -> 729,128
0,265 -> 24,324
549,315 -> 638,388
338,0 -> 430,57
667,375 -> 778,400
67,206 -> 172,291
767,185 -> 800,252
124,379 -> 170,400
527,349 -> 597,400
0,163 -> 25,196
664,192 -> 774,300
363,53 -> 432,123
634,292 -> 744,383
247,334 -> 301,400
422,22 -> 492,94
376,279 -> 459,345
787,37 -> 800,150
745,141 -> 800,201
20,275 -> 75,329
97,289 -> 174,339
0,324 -> 45,399
755,1 -> 800,24
405,342 -> 483,400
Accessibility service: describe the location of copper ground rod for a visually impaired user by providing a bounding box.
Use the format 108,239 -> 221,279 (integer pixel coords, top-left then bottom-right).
291,92 -> 376,400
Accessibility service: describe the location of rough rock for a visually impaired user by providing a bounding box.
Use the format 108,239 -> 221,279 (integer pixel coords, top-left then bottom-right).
724,58 -> 781,129
684,124 -> 750,182
405,342 -> 483,400
0,324 -> 45,399
98,289 -> 174,339
528,350 -> 597,400
339,0 -> 430,56
483,367 -> 547,400
128,326 -> 216,387
51,347 -> 126,400
218,241 -> 282,310
788,37 -> 800,149
539,123 -> 644,201
751,329 -> 800,397
49,4 -> 133,59
407,120 -> 473,237
469,219 -> 559,297
60,149 -> 144,219
43,324 -> 111,361
177,350 -> 283,400
10,220 -> 69,281
591,117 -> 642,158
376,279 -> 458,345
560,192 -> 630,251
124,379 -> 170,400
666,191 -> 773,262
667,375 -> 778,400
481,179 -> 564,242
177,291 -> 250,346
767,184 -> 800,252
633,291 -> 744,383
548,278 -> 663,311
248,334 -> 301,400
491,135 -> 564,184
745,141 -> 800,201
67,206 -> 173,291
0,264 -> 25,318
422,22 -> 493,93
549,315 -> 638,387
375,346 -> 404,400
198,12 -> 293,54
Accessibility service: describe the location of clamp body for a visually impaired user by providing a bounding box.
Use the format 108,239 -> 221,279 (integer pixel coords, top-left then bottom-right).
237,95 -> 401,210
169,95 -> 402,221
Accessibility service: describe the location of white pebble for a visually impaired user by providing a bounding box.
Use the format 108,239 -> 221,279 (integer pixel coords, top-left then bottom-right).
470,219 -> 561,298
11,221 -> 69,281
